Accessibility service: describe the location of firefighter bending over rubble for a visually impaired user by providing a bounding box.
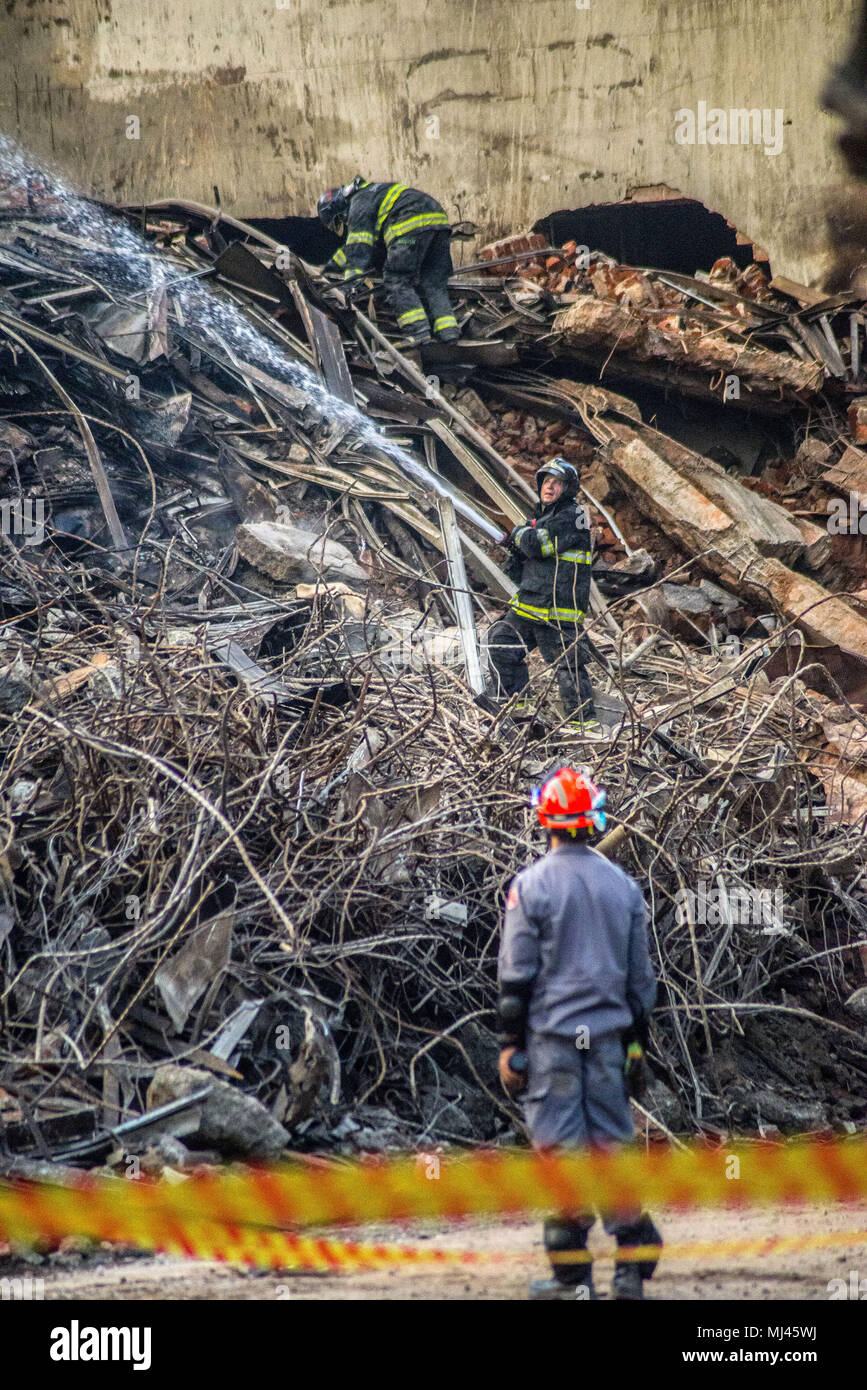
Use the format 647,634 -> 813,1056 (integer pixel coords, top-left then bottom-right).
498,767 -> 663,1300
317,177 -> 460,346
488,457 -> 601,732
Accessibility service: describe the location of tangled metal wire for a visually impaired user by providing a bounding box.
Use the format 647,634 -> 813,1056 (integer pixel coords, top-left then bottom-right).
2,520 -> 866,1154
0,162 -> 865,1157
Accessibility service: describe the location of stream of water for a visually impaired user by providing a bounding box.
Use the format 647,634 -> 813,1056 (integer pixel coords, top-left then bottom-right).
0,137 -> 504,542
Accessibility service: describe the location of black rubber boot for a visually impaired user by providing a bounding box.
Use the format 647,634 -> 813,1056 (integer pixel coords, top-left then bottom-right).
623,1212 -> 663,1279
529,1269 -> 597,1301
397,331 -> 432,349
532,1216 -> 598,1300
614,1212 -> 663,1280
635,1213 -> 663,1280
611,1262 -> 644,1300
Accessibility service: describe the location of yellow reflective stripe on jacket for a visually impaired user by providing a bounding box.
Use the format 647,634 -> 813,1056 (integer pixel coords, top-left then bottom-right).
343,269 -> 364,281
346,230 -> 374,245
509,598 -> 585,624
522,529 -> 590,564
384,211 -> 450,244
376,183 -> 408,232
332,248 -> 347,267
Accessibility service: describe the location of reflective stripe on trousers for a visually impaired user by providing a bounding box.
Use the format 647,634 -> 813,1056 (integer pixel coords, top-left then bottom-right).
382,229 -> 455,340
509,599 -> 585,623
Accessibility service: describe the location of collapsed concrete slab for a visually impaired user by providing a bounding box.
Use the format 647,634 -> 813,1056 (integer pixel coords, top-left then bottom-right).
237,520 -> 368,586
652,442 -> 818,566
606,438 -> 867,666
553,296 -> 823,408
147,1064 -> 289,1157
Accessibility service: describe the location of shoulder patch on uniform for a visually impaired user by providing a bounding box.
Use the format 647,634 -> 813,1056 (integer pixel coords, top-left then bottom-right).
575,503 -> 589,527
506,883 -> 520,910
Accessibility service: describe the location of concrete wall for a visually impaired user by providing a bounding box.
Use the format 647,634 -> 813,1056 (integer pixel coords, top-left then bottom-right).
0,0 -> 861,283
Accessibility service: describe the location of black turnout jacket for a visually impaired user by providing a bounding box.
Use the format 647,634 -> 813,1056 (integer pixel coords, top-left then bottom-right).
505,492 -> 592,625
325,181 -> 450,280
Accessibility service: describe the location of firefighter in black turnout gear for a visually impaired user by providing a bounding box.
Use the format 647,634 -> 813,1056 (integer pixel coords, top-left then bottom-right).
317,177 -> 460,345
487,458 -> 597,727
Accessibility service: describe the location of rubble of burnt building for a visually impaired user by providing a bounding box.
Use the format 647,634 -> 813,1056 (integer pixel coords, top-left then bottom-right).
1,154 -> 866,1179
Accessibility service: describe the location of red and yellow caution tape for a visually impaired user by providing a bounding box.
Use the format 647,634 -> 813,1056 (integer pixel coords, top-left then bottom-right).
8,1222 -> 865,1275
1,1136 -> 866,1265
143,1225 -> 867,1274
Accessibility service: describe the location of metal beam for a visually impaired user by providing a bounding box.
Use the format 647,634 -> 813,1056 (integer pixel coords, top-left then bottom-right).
424,437 -> 486,695
352,307 -> 536,505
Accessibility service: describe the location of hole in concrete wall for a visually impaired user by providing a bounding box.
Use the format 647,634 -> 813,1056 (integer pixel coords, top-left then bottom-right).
244,214 -> 339,265
533,190 -> 768,276
242,190 -> 767,275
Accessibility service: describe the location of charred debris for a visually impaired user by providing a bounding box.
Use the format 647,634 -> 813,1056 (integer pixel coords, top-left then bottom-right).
1,180 -> 867,1174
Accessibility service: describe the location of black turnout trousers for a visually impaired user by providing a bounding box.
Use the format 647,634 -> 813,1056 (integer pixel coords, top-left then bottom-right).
486,613 -> 595,718
382,228 -> 457,337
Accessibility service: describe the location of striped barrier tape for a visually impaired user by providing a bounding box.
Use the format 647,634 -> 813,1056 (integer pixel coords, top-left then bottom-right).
5,1220 -> 865,1275
101,1222 -> 489,1272
1,1136 -> 866,1259
112,1225 -> 867,1273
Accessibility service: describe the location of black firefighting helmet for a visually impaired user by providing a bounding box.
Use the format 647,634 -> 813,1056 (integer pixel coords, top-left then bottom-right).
317,176 -> 365,236
535,456 -> 579,498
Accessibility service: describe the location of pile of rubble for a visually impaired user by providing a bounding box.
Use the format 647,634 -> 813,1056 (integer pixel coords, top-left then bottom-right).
476,228 -> 855,409
1,151 -> 867,1175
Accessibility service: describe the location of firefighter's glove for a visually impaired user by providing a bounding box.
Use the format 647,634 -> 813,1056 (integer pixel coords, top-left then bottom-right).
623,1040 -> 647,1101
499,1046 -> 527,1097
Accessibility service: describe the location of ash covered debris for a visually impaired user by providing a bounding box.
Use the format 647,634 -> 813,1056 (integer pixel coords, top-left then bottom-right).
0,143 -> 867,1178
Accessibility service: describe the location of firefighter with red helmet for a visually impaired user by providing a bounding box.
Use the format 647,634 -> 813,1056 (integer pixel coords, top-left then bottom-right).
317,177 -> 460,345
497,766 -> 662,1300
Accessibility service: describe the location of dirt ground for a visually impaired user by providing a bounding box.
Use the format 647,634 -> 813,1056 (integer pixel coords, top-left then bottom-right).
33,1202 -> 867,1300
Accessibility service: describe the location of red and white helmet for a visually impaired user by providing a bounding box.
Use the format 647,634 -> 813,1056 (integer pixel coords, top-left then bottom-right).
532,766 -> 607,833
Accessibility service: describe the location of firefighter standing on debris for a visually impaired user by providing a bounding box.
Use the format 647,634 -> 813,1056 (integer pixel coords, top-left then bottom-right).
498,767 -> 662,1300
488,457 -> 599,730
317,176 -> 460,345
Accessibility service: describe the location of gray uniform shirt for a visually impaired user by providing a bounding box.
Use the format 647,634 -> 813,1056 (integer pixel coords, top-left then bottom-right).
498,842 -> 656,1040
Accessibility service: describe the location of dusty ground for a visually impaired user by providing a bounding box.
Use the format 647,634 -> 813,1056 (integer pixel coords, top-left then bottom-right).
33,1202 -> 867,1300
